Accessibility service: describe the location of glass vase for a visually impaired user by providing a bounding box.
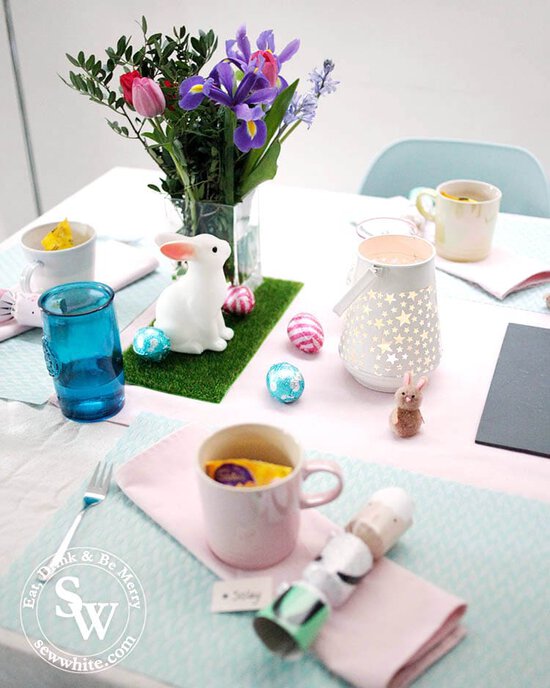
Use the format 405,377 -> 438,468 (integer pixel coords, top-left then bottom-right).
166,192 -> 262,289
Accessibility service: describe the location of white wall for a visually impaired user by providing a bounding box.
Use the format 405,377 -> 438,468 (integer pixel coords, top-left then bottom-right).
0,0 -> 36,237
2,0 -> 550,236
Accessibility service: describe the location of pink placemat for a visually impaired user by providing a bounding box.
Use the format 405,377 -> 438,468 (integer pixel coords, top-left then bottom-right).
116,423 -> 467,688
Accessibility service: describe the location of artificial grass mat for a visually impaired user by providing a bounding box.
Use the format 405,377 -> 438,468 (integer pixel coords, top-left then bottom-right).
123,277 -> 303,403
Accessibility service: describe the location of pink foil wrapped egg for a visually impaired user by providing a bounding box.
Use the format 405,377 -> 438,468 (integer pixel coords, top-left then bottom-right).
223,285 -> 255,315
287,312 -> 324,354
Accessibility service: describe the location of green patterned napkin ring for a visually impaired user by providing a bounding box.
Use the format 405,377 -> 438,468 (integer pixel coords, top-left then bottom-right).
254,487 -> 415,658
254,582 -> 330,658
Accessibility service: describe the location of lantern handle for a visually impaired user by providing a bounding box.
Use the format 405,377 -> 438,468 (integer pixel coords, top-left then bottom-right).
333,266 -> 380,316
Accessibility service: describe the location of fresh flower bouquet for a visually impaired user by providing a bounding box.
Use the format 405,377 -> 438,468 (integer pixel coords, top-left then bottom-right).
64,18 -> 337,284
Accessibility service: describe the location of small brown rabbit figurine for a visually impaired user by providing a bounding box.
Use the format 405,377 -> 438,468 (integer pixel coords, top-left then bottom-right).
390,371 -> 428,438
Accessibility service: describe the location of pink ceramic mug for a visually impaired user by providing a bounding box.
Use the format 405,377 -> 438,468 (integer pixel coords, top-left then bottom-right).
197,424 -> 344,569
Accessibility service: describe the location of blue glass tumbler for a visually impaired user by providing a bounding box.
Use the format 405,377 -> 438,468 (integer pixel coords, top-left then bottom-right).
39,282 -> 125,422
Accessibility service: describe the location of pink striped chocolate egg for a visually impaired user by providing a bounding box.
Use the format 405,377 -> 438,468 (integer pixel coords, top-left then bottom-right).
223,285 -> 255,315
287,312 -> 324,354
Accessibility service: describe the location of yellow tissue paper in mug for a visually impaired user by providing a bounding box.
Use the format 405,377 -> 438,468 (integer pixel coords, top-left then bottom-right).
41,219 -> 74,251
205,458 -> 292,487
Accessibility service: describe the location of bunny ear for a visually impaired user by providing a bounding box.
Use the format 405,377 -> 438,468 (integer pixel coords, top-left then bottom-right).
403,371 -> 412,385
160,241 -> 195,261
416,376 -> 428,391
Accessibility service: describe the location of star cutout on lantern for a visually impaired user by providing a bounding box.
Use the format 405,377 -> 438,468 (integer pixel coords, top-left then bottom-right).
377,341 -> 392,354
396,310 -> 411,326
376,354 -> 381,361
386,353 -> 398,364
374,318 -> 384,330
377,301 -> 383,308
397,346 -> 403,353
367,289 -> 377,299
420,331 -> 429,341
382,311 -> 388,317
363,305 -> 372,316
408,291 -> 418,300
402,353 -> 408,360
385,293 -> 396,304
394,334 -> 405,344
383,329 -> 390,336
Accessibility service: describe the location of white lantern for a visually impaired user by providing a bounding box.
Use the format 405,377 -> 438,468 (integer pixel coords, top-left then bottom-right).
334,234 -> 441,392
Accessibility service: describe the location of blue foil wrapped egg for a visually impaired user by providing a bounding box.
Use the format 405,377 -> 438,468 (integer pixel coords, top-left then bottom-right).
133,327 -> 171,362
266,362 -> 304,404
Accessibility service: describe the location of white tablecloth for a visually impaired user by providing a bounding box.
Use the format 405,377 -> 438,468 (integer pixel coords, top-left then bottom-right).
1,168 -> 549,687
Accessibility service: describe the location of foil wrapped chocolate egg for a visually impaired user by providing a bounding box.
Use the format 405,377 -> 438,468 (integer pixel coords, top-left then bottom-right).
266,362 -> 305,404
223,285 -> 255,315
133,326 -> 171,362
287,312 -> 324,354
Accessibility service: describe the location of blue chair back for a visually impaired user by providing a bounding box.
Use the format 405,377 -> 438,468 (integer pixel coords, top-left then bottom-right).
360,138 -> 550,218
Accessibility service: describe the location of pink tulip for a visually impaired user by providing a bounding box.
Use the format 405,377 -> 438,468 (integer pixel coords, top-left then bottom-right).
132,77 -> 165,117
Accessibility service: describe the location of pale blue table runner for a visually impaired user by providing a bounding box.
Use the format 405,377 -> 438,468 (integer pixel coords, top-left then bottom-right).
1,413 -> 548,687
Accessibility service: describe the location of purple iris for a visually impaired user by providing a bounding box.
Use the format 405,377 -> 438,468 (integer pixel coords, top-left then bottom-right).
226,25 -> 300,74
179,61 -> 277,113
233,104 -> 267,152
179,76 -> 216,110
210,61 -> 277,107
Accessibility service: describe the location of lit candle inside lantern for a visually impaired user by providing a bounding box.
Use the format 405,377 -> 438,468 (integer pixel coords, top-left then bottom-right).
359,235 -> 431,266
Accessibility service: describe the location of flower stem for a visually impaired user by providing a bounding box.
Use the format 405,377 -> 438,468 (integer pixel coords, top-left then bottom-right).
223,109 -> 235,205
278,120 -> 302,145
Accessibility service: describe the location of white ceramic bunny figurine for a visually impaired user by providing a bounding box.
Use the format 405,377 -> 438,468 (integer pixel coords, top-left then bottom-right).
155,234 -> 234,354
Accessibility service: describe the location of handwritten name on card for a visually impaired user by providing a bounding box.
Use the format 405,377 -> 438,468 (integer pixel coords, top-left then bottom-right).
211,577 -> 273,613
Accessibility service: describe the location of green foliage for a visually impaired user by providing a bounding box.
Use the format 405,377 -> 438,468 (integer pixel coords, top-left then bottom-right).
63,17 -> 303,215
241,80 -> 298,177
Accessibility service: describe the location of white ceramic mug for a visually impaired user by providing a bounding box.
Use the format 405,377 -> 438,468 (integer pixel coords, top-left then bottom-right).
416,180 -> 501,262
19,222 -> 96,293
197,424 -> 344,569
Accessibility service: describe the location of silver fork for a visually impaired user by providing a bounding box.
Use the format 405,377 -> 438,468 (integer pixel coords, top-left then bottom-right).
39,461 -> 113,582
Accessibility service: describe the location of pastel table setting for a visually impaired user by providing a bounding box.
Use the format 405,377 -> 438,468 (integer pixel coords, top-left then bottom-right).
2,17 -> 550,688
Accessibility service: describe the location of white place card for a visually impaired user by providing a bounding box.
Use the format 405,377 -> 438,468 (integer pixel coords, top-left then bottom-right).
211,577 -> 273,613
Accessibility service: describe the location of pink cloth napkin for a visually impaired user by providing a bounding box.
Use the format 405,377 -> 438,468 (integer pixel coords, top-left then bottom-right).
435,246 -> 550,299
0,240 -> 158,342
115,424 -> 467,688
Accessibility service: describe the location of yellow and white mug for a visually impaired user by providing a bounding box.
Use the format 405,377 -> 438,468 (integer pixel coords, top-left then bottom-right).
416,180 -> 501,262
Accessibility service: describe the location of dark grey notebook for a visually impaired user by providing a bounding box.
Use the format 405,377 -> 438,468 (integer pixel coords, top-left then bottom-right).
475,323 -> 550,458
